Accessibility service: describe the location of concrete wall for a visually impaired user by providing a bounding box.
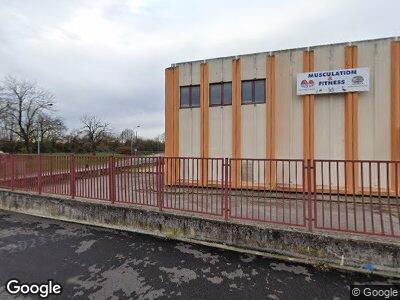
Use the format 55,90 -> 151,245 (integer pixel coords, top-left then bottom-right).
1,189 -> 399,277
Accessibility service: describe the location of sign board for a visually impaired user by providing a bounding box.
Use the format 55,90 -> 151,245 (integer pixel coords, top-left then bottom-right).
296,67 -> 370,95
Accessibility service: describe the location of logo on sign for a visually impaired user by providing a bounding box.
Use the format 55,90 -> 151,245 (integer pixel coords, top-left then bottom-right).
300,79 -> 314,88
351,75 -> 364,84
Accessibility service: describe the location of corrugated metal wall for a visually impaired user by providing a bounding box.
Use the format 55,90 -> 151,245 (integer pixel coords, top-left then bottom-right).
208,57 -> 232,159
174,38 -> 392,160
166,37 -> 396,188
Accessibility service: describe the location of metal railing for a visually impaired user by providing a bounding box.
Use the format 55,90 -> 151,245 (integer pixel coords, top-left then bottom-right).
0,154 -> 398,238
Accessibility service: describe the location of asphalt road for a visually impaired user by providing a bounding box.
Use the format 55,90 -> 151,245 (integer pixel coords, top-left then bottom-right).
0,210 -> 398,300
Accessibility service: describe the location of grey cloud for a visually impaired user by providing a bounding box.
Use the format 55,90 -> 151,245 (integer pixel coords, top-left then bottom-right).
0,0 -> 399,138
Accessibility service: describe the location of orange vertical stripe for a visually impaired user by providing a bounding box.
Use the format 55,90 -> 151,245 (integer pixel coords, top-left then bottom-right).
200,63 -> 209,185
344,46 -> 359,192
172,67 -> 180,184
303,51 -> 310,161
165,67 -> 173,186
302,51 -> 315,161
391,41 -> 400,192
165,67 -> 174,158
303,50 -> 315,191
344,46 -> 353,162
351,47 -> 359,192
172,67 -> 180,157
351,47 -> 358,163
344,46 -> 353,192
232,59 -> 241,188
309,51 -> 315,161
165,67 -> 179,185
266,55 -> 276,187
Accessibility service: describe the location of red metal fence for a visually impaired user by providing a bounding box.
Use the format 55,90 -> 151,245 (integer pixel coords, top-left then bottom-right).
313,160 -> 400,237
0,154 -> 398,238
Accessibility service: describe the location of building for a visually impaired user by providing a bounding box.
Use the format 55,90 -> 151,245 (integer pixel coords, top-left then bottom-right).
164,37 -> 400,191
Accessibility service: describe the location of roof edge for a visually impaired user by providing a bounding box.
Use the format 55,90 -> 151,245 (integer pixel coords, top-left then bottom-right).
171,35 -> 399,67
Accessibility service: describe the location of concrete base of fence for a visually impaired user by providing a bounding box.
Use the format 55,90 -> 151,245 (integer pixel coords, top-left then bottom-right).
0,189 -> 399,278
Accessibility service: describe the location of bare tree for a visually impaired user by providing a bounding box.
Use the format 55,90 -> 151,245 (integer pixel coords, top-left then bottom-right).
0,87 -> 10,133
36,113 -> 66,143
0,92 -> 8,117
157,132 -> 165,143
0,75 -> 55,152
120,128 -> 135,143
80,115 -> 109,154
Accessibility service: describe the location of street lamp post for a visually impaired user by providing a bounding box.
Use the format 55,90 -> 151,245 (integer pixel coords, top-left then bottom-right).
131,125 -> 141,156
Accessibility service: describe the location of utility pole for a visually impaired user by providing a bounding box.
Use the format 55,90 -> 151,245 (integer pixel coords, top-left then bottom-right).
131,125 -> 141,156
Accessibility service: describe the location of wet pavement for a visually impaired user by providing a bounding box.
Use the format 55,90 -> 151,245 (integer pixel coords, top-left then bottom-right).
0,210 -> 398,299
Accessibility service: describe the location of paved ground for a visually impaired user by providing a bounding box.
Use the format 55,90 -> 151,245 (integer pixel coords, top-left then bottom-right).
0,210 -> 398,299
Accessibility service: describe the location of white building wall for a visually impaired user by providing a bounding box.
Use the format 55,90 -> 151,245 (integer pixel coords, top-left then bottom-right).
240,54 -> 266,183
179,62 -> 201,181
179,62 -> 200,86
275,50 -> 303,159
356,40 -> 391,161
174,37 -> 394,190
208,58 -> 233,182
314,45 -> 345,160
208,58 -> 233,159
313,45 -> 346,188
356,39 -> 391,189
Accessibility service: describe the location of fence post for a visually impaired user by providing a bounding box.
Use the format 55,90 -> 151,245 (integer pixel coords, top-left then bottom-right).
306,159 -> 313,231
223,158 -> 230,221
38,155 -> 42,195
70,155 -> 76,199
109,156 -> 116,203
11,155 -> 15,191
157,157 -> 164,211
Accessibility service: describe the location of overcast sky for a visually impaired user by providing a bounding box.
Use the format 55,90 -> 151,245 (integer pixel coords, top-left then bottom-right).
0,0 -> 399,138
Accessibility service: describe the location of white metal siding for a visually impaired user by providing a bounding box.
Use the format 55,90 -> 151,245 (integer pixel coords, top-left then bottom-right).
314,44 -> 345,161
275,50 -> 303,160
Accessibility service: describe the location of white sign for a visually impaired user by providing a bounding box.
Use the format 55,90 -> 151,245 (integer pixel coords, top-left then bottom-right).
296,67 -> 370,95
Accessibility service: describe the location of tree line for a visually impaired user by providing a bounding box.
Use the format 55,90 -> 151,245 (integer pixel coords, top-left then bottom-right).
0,76 -> 164,155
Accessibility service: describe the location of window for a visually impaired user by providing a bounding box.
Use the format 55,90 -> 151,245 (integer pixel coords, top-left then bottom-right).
209,82 -> 232,106
180,87 -> 190,107
210,84 -> 221,105
242,81 -> 252,104
180,85 -> 200,108
241,79 -> 266,104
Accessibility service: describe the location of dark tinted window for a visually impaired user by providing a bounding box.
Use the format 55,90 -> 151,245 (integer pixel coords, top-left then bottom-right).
180,87 -> 190,107
209,82 -> 232,106
191,86 -> 200,107
180,85 -> 200,108
242,81 -> 252,103
210,84 -> 221,105
254,80 -> 265,103
223,83 -> 232,105
241,79 -> 266,104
